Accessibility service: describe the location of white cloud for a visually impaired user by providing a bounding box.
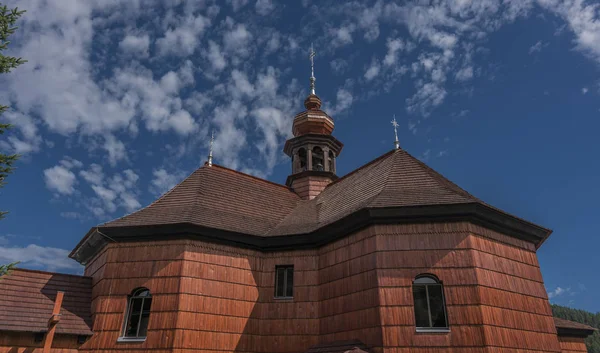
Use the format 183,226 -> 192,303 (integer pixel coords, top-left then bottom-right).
150,168 -> 187,196
582,87 -> 589,94
547,286 -> 571,299
330,88 -> 354,115
538,0 -> 600,64
0,244 -> 82,273
364,60 -> 381,81
330,25 -> 354,47
224,23 -> 253,59
255,0 -> 275,15
529,40 -> 544,54
103,134 -> 128,167
384,38 -> 405,66
43,163 -> 78,195
229,0 -> 249,12
156,14 -> 210,57
206,40 -> 227,72
119,33 -> 150,57
455,66 -> 474,81
330,58 -> 348,74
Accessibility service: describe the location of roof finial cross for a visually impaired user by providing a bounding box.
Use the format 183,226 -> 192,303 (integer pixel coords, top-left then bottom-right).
309,43 -> 316,95
208,130 -> 214,166
391,115 -> 400,150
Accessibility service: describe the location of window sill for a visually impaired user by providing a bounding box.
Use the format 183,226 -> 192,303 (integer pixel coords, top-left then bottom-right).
273,296 -> 294,301
416,328 -> 450,333
117,337 -> 146,343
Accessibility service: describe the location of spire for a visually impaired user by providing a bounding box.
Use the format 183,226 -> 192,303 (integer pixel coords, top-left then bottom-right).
207,130 -> 214,166
391,115 -> 400,150
309,43 -> 316,95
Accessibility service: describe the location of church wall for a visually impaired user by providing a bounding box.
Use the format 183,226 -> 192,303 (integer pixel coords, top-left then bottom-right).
174,241 -> 319,353
373,223 -> 487,353
557,336 -> 588,353
80,241 -> 187,352
78,221 -> 566,353
467,225 -> 561,353
317,226 -> 383,351
0,332 -> 81,353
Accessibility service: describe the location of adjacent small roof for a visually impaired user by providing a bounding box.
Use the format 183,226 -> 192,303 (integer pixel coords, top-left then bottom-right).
554,317 -> 597,337
305,340 -> 369,353
0,268 -> 93,335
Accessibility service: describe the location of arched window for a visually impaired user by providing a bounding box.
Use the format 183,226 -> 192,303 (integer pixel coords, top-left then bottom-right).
312,147 -> 324,171
122,288 -> 152,339
298,148 -> 307,171
412,275 -> 448,330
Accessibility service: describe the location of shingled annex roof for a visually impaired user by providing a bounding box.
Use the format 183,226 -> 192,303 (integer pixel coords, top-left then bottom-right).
554,317 -> 597,337
0,269 -> 93,335
71,149 -> 552,263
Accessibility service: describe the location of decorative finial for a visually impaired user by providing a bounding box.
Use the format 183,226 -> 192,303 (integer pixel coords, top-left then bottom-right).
208,130 -> 214,166
391,115 -> 400,150
309,43 -> 316,95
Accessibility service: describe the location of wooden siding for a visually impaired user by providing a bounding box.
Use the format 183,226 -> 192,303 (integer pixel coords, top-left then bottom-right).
558,336 -> 588,353
75,221 -> 564,353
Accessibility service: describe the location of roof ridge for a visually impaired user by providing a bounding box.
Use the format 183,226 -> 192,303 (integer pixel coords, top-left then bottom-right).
326,149 -> 397,188
366,149 -> 400,208
100,165 -> 202,226
400,149 -> 480,201
210,163 -> 296,192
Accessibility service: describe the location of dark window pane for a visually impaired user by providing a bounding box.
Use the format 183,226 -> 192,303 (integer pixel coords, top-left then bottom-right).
413,285 -> 430,327
126,313 -> 141,337
131,297 -> 143,315
138,312 -> 150,337
427,285 -> 447,328
275,267 -> 285,297
142,298 -> 152,312
285,268 -> 294,297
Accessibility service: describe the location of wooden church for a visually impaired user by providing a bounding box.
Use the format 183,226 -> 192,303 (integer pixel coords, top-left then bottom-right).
0,60 -> 596,353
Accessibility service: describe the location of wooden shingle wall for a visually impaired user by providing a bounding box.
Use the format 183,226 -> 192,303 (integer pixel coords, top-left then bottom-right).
78,221 -> 564,353
558,336 -> 588,353
374,222 -> 561,353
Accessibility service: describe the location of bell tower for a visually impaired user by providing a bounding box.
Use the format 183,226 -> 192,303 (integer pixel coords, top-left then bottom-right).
284,45 -> 343,200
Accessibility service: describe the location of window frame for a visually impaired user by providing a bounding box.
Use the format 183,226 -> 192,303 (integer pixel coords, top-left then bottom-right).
119,288 -> 152,342
274,265 -> 294,299
412,275 -> 449,333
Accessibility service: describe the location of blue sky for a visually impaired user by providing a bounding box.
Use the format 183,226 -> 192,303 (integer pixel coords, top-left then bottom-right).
1,0 -> 599,312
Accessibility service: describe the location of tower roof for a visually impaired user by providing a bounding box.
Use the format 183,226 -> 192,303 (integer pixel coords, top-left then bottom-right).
71,148 -> 552,264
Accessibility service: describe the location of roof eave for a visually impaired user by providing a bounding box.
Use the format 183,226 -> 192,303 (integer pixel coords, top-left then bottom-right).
71,202 -> 551,264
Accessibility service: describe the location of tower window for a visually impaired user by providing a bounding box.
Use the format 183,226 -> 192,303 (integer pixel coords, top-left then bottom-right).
413,275 -> 448,331
312,146 -> 324,171
328,150 -> 335,173
121,288 -> 152,339
274,265 -> 294,298
298,148 -> 307,171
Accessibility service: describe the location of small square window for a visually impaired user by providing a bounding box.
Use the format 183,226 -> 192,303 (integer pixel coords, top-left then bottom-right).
34,332 -> 45,343
77,335 -> 88,344
274,265 -> 294,298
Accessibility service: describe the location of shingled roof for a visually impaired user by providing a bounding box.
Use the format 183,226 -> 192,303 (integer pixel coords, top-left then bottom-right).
0,269 -> 92,335
554,317 -> 597,337
71,148 -> 551,262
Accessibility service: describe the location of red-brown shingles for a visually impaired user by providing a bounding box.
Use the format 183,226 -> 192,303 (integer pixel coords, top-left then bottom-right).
554,317 -> 597,332
0,269 -> 92,335
100,149 -> 548,239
